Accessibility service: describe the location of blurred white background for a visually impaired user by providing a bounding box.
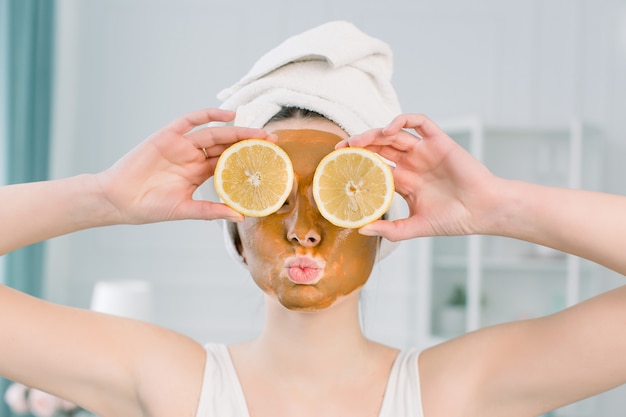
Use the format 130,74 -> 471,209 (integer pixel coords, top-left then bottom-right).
42,0 -> 625,413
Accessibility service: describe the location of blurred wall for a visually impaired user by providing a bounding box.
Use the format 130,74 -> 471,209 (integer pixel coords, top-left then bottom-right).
44,0 -> 626,410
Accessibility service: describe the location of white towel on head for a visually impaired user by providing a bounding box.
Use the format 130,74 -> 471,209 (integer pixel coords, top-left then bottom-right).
203,21 -> 405,269
217,20 -> 402,135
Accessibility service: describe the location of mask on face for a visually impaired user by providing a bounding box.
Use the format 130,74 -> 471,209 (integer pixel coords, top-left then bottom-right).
234,129 -> 381,310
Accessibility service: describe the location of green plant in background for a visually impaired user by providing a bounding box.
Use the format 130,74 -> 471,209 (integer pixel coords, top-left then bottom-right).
447,285 -> 467,307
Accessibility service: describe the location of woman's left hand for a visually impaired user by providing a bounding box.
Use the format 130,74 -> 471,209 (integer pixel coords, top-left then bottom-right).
336,114 -> 498,242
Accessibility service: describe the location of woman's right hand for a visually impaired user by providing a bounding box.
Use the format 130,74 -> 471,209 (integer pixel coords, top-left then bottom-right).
96,108 -> 273,225
337,114 -> 504,242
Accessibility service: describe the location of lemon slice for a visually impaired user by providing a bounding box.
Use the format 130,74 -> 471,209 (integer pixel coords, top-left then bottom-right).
214,139 -> 294,217
312,147 -> 394,228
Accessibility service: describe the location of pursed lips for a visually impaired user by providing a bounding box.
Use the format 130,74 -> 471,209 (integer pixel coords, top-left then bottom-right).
284,256 -> 325,285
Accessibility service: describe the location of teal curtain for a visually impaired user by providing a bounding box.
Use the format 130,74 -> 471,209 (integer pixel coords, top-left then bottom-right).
1,1 -> 55,416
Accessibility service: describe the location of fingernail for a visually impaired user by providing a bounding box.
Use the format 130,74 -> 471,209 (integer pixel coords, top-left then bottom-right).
225,214 -> 244,223
335,139 -> 348,149
358,226 -> 380,236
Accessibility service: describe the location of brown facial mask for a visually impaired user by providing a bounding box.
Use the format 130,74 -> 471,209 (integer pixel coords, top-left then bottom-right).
236,129 -> 379,310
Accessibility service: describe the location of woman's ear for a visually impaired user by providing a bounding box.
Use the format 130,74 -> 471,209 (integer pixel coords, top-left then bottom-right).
233,224 -> 247,265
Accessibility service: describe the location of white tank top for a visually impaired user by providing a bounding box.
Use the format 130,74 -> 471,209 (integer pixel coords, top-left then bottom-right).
194,343 -> 424,416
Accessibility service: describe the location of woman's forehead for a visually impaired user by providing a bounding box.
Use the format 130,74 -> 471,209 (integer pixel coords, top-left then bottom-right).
274,129 -> 343,146
264,117 -> 348,138
274,129 -> 342,175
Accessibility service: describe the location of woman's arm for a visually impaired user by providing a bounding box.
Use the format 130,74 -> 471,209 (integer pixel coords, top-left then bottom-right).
0,108 -> 273,416
341,114 -> 626,275
0,108 -> 272,255
0,284 -> 208,417
1,174 -> 115,255
487,179 -> 626,275
344,114 -> 626,416
419,284 -> 626,417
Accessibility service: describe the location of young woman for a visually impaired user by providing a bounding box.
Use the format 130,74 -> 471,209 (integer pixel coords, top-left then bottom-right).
2,21 -> 625,417
2,105 -> 626,417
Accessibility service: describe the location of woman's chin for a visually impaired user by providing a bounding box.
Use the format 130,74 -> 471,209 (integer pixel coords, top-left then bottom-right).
258,278 -> 364,312
277,292 -> 337,311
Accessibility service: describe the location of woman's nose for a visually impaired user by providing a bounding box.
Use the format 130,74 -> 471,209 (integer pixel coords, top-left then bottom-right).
286,198 -> 322,247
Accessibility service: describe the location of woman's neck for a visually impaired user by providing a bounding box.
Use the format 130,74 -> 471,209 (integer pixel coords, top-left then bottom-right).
269,291 -> 366,351
232,291 -> 378,379
228,291 -> 399,417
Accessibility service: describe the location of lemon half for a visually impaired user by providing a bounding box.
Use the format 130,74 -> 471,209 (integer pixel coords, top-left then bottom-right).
214,139 -> 294,217
312,147 -> 394,228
